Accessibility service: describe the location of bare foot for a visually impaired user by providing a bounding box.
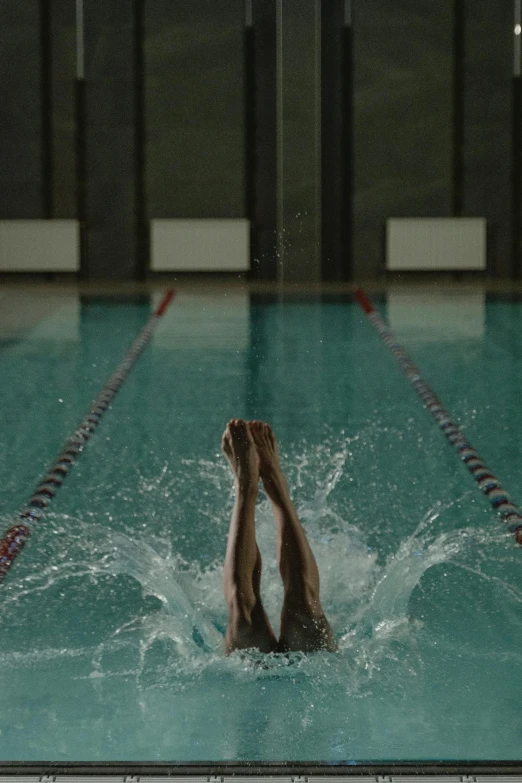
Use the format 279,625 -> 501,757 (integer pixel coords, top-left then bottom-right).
221,419 -> 259,490
249,420 -> 288,504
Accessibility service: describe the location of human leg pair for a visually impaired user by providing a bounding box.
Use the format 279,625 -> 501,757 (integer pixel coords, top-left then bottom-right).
222,419 -> 337,654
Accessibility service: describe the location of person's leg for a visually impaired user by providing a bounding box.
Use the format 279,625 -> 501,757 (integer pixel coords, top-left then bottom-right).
249,421 -> 337,653
222,419 -> 278,655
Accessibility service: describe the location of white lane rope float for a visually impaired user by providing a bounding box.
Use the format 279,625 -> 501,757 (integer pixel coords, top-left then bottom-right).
354,287 -> 522,550
0,290 -> 175,585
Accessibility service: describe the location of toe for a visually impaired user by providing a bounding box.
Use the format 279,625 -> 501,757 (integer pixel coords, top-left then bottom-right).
229,418 -> 249,445
262,423 -> 276,447
221,432 -> 231,454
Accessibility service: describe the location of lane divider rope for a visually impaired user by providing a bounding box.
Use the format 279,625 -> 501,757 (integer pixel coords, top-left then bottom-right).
354,287 -> 522,549
0,289 -> 176,585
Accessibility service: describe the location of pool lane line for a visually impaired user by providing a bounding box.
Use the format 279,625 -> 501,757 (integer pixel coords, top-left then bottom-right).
0,289 -> 176,586
354,287 -> 522,550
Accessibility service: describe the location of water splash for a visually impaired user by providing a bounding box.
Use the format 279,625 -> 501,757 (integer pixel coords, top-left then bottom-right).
1,432 -> 518,692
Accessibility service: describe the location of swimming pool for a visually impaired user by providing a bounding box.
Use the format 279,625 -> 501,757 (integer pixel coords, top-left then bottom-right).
0,285 -> 521,762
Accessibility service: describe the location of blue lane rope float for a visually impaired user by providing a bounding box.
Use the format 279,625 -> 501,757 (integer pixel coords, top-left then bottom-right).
354,287 -> 522,550
0,290 -> 175,585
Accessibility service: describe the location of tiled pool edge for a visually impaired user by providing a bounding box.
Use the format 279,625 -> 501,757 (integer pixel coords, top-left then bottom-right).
1,765 -> 522,778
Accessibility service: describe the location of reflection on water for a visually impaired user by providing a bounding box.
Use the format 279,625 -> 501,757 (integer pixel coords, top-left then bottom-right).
387,289 -> 485,341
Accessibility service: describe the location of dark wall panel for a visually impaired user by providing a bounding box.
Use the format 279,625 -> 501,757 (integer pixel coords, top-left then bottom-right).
352,0 -> 453,278
251,0 -> 277,280
0,1 -> 42,217
83,4 -> 137,278
51,0 -> 76,219
145,0 -> 245,219
515,75 -> 522,278
321,0 -> 346,281
278,0 -> 322,283
463,1 -> 513,277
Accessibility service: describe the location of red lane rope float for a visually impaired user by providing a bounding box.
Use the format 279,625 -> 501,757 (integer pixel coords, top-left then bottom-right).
0,289 -> 176,585
354,286 -> 522,550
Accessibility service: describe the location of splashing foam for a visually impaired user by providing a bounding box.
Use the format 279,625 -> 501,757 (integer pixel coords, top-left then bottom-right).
1,430 -> 518,691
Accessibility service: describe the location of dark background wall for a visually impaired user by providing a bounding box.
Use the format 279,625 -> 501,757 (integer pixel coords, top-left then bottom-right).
0,0 -> 518,279
321,0 -> 347,282
250,0 -> 277,280
352,0 -> 454,280
51,0 -> 76,219
83,4 -> 138,278
0,1 -> 43,218
463,0 -> 513,279
145,0 -> 245,220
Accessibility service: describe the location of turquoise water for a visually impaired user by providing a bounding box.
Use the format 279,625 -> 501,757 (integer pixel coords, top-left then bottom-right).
0,288 -> 521,761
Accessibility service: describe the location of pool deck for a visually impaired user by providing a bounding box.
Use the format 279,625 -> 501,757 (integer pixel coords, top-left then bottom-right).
2,273 -> 522,298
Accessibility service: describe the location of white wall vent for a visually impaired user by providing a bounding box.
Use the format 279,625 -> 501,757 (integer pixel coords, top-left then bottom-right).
386,217 -> 487,271
150,219 -> 249,272
0,220 -> 80,272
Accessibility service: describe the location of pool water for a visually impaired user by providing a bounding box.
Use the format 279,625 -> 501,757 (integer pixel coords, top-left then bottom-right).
0,287 -> 521,761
